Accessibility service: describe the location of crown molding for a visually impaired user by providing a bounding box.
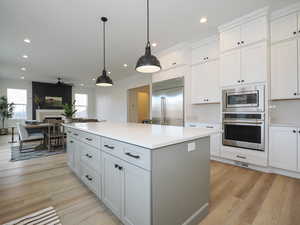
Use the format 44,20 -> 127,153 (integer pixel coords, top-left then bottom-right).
218,7 -> 269,32
271,2 -> 300,21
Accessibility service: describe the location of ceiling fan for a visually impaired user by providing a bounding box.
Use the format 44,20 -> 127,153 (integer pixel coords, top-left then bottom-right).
55,77 -> 73,86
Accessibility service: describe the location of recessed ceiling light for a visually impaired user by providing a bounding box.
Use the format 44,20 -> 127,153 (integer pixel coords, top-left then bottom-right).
123,64 -> 128,68
152,43 -> 157,47
80,83 -> 84,86
20,76 -> 25,79
22,55 -> 28,59
24,38 -> 31,44
21,67 -> 26,71
92,78 -> 96,81
200,17 -> 208,24
108,71 -> 111,74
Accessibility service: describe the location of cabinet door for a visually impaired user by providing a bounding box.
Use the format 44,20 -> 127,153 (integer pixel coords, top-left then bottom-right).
271,40 -> 298,100
122,163 -> 151,225
102,152 -> 123,218
220,26 -> 241,52
192,41 -> 219,64
73,139 -> 81,176
220,49 -> 241,86
271,13 -> 298,43
298,129 -> 300,172
241,42 -> 267,84
191,60 -> 220,104
269,127 -> 298,171
241,17 -> 267,46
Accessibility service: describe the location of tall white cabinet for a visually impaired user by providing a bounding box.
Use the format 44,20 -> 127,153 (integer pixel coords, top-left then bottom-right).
191,38 -> 220,104
271,10 -> 300,100
219,8 -> 269,87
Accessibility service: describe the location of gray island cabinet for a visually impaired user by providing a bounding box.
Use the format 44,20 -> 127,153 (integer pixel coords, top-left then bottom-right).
63,122 -> 218,225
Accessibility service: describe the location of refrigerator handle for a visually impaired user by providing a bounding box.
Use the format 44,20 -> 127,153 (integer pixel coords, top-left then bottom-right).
161,97 -> 166,125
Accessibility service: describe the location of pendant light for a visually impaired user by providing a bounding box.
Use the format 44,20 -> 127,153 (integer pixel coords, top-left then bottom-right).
135,0 -> 161,73
96,17 -> 113,86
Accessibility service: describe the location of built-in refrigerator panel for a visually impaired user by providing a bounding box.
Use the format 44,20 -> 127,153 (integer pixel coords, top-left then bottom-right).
152,77 -> 184,126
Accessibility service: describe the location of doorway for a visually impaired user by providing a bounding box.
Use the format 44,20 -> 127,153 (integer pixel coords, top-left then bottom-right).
127,85 -> 150,123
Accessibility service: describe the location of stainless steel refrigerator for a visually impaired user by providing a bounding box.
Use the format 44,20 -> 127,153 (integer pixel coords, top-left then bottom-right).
152,77 -> 184,126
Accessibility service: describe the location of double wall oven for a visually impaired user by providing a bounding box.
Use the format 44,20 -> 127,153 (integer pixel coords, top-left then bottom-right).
222,85 -> 265,151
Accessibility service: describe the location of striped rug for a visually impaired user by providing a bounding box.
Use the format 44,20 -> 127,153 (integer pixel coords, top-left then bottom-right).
3,207 -> 61,225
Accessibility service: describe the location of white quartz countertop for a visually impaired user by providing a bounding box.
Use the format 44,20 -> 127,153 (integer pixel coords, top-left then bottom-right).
63,122 -> 220,149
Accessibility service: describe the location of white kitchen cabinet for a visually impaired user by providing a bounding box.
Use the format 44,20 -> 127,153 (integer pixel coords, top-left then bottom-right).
271,13 -> 298,43
269,127 -> 298,172
158,49 -> 187,71
220,49 -> 241,86
191,60 -> 220,104
220,42 -> 267,86
241,16 -> 268,47
67,137 -> 75,170
271,39 -> 298,100
220,16 -> 267,52
122,162 -> 151,225
102,152 -> 123,218
220,26 -> 241,52
298,130 -> 300,172
241,42 -> 267,84
192,41 -> 219,64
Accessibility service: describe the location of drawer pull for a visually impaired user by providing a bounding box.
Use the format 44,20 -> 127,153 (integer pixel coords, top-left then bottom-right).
85,138 -> 93,141
104,144 -> 115,149
206,126 -> 214,129
85,153 -> 92,158
73,133 -> 79,136
114,164 -> 122,170
70,140 -> 74,143
85,175 -> 93,181
125,152 -> 140,159
236,155 -> 246,159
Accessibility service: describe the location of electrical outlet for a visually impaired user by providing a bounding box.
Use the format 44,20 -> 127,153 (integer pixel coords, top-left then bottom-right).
188,142 -> 196,152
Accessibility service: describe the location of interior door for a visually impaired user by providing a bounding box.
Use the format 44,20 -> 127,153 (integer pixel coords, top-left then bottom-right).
271,39 -> 298,100
164,87 -> 184,126
241,42 -> 267,84
122,163 -> 151,225
220,49 -> 241,86
102,152 -> 122,219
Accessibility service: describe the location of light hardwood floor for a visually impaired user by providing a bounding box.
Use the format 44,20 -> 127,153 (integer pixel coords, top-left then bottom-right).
0,135 -> 299,225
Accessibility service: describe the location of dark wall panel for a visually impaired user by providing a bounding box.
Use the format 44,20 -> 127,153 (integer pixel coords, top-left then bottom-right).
32,82 -> 72,119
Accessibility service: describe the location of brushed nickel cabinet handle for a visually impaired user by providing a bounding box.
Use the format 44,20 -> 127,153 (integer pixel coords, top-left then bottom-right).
236,155 -> 246,159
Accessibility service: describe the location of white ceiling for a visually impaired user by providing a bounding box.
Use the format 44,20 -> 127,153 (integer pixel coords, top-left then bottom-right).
0,0 -> 299,85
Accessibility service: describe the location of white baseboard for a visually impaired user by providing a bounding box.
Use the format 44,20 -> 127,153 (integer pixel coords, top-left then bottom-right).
182,202 -> 209,225
211,156 -> 300,179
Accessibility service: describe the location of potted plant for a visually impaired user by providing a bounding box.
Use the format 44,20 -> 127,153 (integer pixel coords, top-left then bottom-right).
0,96 -> 14,135
34,95 -> 43,109
62,100 -> 77,123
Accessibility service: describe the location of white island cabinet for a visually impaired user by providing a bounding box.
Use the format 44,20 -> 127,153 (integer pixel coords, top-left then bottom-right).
64,122 -> 218,225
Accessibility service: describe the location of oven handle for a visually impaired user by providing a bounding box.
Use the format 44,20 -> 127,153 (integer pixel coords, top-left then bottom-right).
223,121 -> 264,126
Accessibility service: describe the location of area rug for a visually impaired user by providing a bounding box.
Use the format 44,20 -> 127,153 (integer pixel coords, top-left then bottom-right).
11,144 -> 66,162
2,206 -> 62,225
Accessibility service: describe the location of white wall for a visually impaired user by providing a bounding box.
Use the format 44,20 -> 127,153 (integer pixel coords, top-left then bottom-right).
95,74 -> 152,122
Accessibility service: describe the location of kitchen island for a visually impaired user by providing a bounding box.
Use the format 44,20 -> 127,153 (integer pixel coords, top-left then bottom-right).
63,122 -> 219,225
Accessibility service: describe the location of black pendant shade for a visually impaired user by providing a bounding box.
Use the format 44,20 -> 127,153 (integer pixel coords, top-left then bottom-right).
136,0 -> 161,73
96,17 -> 113,87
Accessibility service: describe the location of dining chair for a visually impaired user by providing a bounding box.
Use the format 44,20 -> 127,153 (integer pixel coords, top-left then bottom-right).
16,123 -> 44,152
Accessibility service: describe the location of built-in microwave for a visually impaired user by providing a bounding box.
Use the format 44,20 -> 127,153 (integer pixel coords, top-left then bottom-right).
222,85 -> 265,112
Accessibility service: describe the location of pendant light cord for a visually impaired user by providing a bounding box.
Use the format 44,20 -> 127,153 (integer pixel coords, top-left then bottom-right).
147,0 -> 150,46
103,19 -> 106,70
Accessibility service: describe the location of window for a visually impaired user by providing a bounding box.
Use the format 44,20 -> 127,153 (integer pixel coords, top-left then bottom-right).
75,93 -> 88,118
7,88 -> 27,119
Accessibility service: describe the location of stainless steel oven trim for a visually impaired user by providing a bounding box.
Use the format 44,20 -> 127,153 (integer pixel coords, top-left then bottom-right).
222,121 -> 265,151
222,85 -> 265,112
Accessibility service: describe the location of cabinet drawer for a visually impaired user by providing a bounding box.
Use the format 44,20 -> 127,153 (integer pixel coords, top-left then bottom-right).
81,131 -> 101,148
101,137 -> 123,157
71,129 -> 82,139
80,144 -> 101,173
80,164 -> 100,196
121,144 -> 151,171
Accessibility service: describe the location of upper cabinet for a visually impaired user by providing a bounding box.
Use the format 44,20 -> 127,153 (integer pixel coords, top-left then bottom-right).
270,6 -> 300,100
219,8 -> 269,87
191,38 -> 220,104
271,13 -> 298,43
220,16 -> 268,53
